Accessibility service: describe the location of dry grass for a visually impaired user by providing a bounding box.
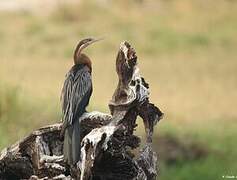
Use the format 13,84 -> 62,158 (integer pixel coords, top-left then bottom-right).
0,0 -> 236,122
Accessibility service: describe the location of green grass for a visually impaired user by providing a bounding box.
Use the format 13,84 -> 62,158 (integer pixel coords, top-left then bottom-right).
160,156 -> 225,180
154,119 -> 237,180
0,0 -> 236,179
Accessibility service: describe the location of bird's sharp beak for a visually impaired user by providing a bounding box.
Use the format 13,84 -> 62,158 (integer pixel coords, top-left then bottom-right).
83,37 -> 104,49
80,37 -> 104,54
90,37 -> 105,44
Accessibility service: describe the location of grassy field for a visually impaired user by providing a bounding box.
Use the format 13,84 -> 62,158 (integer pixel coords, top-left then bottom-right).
0,0 -> 237,179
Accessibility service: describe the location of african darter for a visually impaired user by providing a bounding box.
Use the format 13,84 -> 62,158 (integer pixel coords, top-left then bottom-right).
60,38 -> 102,166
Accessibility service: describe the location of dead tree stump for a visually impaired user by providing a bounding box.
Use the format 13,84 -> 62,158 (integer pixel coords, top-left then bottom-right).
0,41 -> 163,180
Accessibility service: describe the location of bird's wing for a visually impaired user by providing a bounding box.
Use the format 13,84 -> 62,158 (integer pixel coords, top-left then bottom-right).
61,66 -> 92,127
61,71 -> 73,116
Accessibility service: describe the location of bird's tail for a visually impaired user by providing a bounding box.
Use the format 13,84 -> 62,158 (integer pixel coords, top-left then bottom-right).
62,109 -> 85,165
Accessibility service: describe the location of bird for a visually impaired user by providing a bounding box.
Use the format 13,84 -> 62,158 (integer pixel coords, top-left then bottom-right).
60,38 -> 102,166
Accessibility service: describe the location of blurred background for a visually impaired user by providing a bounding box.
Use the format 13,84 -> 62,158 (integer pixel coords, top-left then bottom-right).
0,0 -> 236,179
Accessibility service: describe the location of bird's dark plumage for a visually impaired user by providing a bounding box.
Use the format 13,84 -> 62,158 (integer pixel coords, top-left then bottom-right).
61,64 -> 92,126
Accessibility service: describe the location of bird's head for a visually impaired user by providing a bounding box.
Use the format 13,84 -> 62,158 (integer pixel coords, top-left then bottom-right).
74,37 -> 103,63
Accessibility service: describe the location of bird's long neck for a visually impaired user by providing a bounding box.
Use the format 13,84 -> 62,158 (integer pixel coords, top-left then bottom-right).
74,53 -> 92,72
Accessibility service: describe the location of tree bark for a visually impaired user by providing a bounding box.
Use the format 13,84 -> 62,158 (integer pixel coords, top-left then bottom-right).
0,41 -> 163,180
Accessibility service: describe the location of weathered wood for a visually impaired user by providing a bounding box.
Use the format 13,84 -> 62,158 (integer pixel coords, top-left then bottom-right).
0,41 -> 163,180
